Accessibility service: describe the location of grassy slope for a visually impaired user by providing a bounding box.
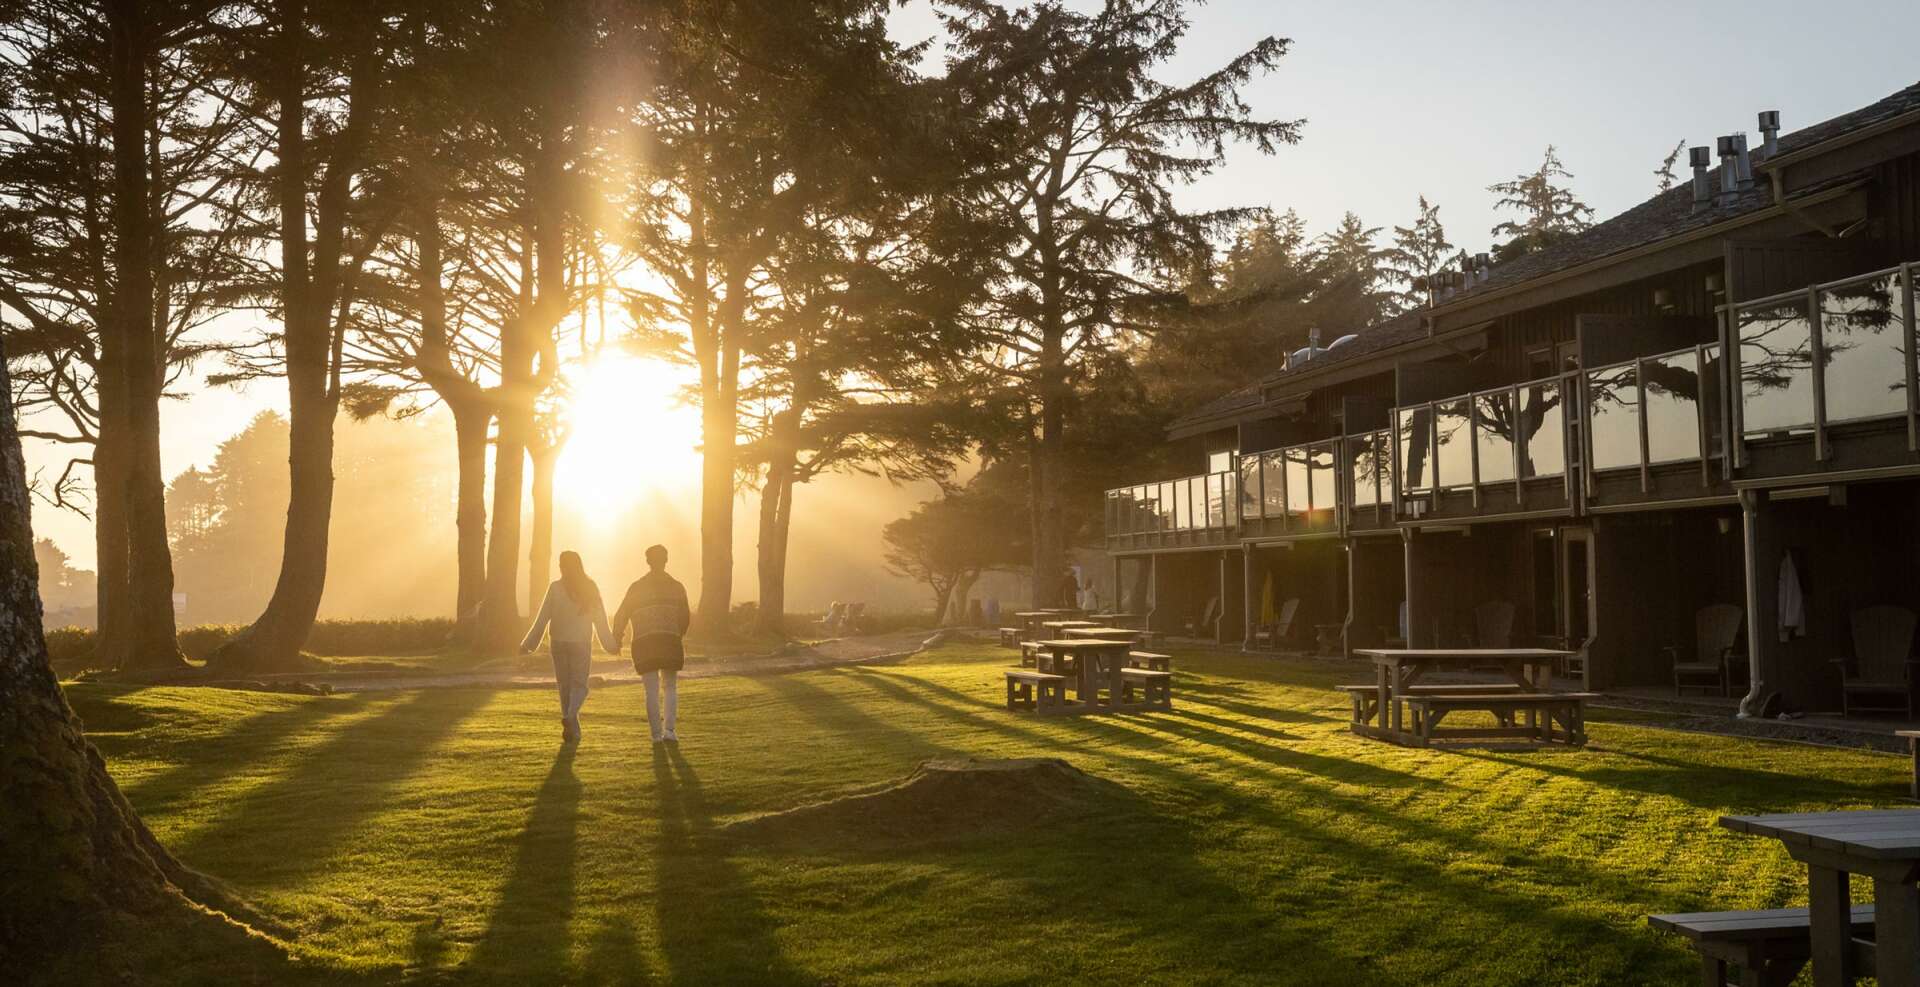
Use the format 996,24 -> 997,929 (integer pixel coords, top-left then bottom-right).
69,644 -> 1907,986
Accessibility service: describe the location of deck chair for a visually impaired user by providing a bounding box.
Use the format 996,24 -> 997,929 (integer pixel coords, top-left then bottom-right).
1669,604 -> 1744,697
1250,598 -> 1301,650
1472,601 -> 1516,649
1837,605 -> 1919,717
1184,596 -> 1219,639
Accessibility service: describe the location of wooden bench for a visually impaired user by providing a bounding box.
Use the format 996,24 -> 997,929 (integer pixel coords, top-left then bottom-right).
1648,904 -> 1874,987
1128,650 -> 1172,672
1019,641 -> 1043,668
1004,670 -> 1068,713
1401,691 -> 1596,746
1119,667 -> 1172,710
1898,729 -> 1920,799
1333,682 -> 1524,725
998,627 -> 1021,648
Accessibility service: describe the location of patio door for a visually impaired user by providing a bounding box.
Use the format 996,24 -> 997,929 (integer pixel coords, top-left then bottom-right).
1562,528 -> 1596,687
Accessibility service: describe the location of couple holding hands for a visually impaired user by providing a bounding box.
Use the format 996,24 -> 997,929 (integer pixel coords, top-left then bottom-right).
520,544 -> 689,744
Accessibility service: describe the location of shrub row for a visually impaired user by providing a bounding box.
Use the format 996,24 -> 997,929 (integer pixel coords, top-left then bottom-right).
45,617 -> 459,664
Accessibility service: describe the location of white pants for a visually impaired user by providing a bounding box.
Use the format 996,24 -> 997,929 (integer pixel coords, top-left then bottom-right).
642,669 -> 678,739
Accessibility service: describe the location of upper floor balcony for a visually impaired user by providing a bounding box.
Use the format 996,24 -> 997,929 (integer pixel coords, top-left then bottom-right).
1104,469 -> 1239,552
1731,262 -> 1918,480
1101,260 -> 1920,549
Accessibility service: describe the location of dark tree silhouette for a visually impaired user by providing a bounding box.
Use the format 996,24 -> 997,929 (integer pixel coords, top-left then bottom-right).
940,0 -> 1298,605
1489,145 -> 1594,263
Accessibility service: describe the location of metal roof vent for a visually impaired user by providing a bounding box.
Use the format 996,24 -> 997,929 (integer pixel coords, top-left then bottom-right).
1715,136 -> 1739,206
1733,132 -> 1754,188
1758,110 -> 1781,158
1690,145 -> 1712,211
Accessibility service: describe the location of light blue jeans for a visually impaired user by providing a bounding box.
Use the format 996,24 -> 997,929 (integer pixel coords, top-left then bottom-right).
642,669 -> 678,739
551,641 -> 591,723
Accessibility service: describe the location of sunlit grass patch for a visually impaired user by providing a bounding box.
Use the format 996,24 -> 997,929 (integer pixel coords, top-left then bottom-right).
69,641 -> 1912,985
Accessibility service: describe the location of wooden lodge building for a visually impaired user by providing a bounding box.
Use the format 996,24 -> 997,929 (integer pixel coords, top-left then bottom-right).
1105,81 -> 1920,718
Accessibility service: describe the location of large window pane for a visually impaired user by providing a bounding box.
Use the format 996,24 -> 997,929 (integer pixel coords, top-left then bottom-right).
1239,456 -> 1259,520
1397,406 -> 1433,493
1374,431 -> 1396,504
1223,471 -> 1238,526
1820,271 -> 1910,424
1159,481 -> 1174,531
1310,444 -> 1336,517
1588,364 -> 1641,472
1518,380 -> 1565,478
1435,398 -> 1472,489
1350,434 -> 1381,508
1644,352 -> 1704,464
1739,298 -> 1816,437
1260,452 -> 1285,518
1474,391 -> 1517,485
1285,446 -> 1311,519
1701,344 -> 1725,458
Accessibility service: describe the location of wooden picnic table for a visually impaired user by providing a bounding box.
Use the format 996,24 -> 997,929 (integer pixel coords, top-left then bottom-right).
1063,626 -> 1142,642
1350,647 -> 1571,744
1089,611 -> 1142,628
1720,809 -> 1920,985
1034,638 -> 1134,713
1040,619 -> 1099,635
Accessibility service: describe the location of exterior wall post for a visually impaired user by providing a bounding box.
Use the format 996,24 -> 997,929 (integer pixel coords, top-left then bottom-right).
1242,542 -> 1256,653
1737,489 -> 1773,718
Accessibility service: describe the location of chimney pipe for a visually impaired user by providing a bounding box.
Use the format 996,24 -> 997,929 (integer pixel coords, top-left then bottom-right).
1758,110 -> 1781,158
1733,132 -> 1753,188
1716,136 -> 1738,206
1690,145 -> 1712,210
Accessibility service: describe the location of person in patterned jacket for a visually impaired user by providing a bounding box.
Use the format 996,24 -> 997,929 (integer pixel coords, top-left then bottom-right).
610,544 -> 692,743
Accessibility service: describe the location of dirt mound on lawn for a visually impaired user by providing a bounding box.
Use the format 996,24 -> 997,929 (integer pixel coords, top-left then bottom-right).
724,757 -> 1123,845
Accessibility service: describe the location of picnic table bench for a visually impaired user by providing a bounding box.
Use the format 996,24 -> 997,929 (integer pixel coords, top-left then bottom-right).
1719,809 -> 1920,985
1003,669 -> 1068,713
1128,651 -> 1171,672
1649,904 -> 1876,987
1119,667 -> 1172,710
1345,648 -> 1579,747
1897,730 -> 1920,799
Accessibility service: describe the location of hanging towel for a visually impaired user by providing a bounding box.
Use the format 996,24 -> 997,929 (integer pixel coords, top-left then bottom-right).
1778,550 -> 1807,642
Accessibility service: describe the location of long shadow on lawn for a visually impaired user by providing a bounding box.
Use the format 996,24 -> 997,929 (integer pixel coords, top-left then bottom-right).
856,669 -> 1705,951
169,687 -> 492,879
847,667 -> 1444,794
117,693 -> 367,809
1456,743 -> 1904,811
465,745 -> 583,981
753,673 -> 967,761
653,746 -> 799,985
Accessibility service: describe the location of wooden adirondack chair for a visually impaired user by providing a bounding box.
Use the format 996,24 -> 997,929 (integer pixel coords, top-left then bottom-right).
1669,604 -> 1744,697
1250,598 -> 1300,650
1184,596 -> 1219,639
1472,601 -> 1516,649
1837,605 -> 1919,717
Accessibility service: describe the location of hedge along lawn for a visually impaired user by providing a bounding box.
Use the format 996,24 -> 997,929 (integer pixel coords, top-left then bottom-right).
69,643 -> 1910,986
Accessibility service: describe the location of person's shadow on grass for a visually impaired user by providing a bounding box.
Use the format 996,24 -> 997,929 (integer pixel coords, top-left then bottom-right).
652,745 -> 798,985
464,744 -> 582,980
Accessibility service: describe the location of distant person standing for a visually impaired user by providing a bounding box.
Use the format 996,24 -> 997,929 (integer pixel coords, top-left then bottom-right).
520,550 -> 616,743
1057,566 -> 1080,610
610,544 -> 691,744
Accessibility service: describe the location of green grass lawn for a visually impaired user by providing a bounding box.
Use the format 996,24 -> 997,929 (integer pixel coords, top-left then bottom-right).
70,643 -> 1910,985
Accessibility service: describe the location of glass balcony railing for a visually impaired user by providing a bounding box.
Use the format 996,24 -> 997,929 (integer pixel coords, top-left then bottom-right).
1732,262 -> 1916,457
1582,342 -> 1724,486
1395,373 -> 1569,502
1236,439 -> 1340,530
1105,469 -> 1238,537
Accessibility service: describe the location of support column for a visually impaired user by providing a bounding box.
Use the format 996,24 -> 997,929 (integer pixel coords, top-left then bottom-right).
1242,543 -> 1256,653
1148,553 -> 1161,634
1737,489 -> 1780,718
1342,540 -> 1356,659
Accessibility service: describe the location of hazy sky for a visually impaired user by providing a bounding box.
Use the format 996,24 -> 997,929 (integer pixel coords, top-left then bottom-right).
22,0 -> 1920,583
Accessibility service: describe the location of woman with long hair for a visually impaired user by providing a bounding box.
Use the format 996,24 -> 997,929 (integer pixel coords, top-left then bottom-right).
520,550 -> 617,742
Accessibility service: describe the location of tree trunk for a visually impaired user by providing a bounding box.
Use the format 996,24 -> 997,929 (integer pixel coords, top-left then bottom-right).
753,411 -> 798,638
90,407 -> 129,665
479,367 -> 528,649
526,442 -> 557,619
449,400 -> 490,621
413,194 -> 491,626
0,330 -> 279,979
946,571 -> 980,627
107,0 -> 183,670
208,0 -> 345,673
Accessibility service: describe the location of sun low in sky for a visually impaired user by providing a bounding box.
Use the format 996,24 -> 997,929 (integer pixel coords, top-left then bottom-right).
553,354 -> 703,517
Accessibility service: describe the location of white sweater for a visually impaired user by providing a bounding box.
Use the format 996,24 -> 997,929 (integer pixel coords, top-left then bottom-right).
521,580 -> 617,652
